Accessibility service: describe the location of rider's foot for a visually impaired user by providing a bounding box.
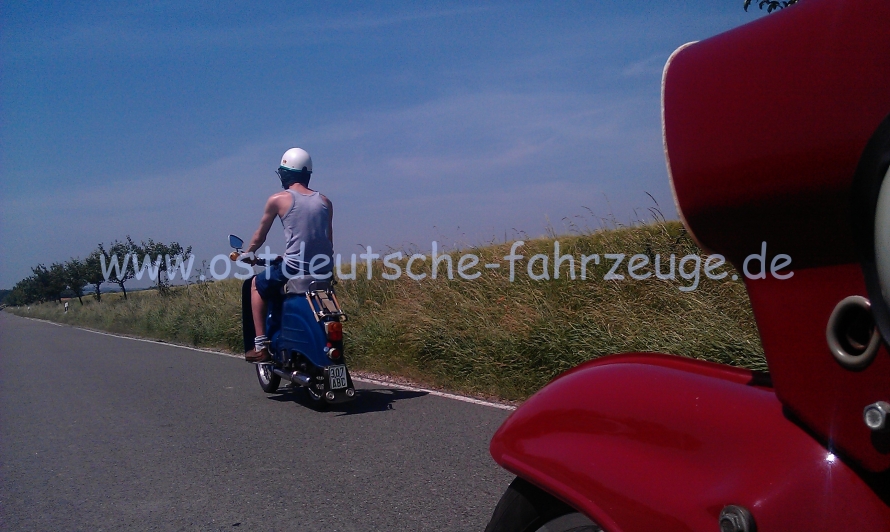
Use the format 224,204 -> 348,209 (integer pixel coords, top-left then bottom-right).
245,347 -> 271,363
246,335 -> 271,363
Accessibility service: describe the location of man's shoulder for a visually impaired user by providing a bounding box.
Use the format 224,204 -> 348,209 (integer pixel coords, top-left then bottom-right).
268,190 -> 291,202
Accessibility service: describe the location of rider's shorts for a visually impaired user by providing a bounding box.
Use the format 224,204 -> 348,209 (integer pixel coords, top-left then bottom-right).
254,261 -> 290,300
254,260 -> 332,299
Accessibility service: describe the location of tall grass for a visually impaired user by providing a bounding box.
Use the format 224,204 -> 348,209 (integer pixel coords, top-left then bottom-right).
337,220 -> 763,399
14,281 -> 244,353
9,221 -> 764,400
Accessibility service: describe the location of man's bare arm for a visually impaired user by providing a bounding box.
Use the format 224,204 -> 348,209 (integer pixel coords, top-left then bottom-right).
247,196 -> 279,253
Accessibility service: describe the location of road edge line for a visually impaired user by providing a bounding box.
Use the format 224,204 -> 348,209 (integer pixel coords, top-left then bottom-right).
353,376 -> 516,411
11,313 -> 517,411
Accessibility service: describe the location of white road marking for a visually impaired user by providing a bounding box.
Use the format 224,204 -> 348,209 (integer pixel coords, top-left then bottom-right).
16,316 -> 63,326
14,314 -> 517,411
355,376 -> 516,410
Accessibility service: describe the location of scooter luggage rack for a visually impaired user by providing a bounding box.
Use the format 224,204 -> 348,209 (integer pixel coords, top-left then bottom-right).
304,281 -> 347,323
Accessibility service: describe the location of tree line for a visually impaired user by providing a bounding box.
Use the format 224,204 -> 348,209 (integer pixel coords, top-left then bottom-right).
5,237 -> 192,307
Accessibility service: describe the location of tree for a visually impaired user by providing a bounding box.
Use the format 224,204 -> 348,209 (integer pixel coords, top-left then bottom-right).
31,263 -> 67,303
63,258 -> 89,305
133,238 -> 193,294
49,263 -> 69,302
24,276 -> 40,304
84,250 -> 106,302
99,238 -> 137,300
744,0 -> 800,13
6,276 -> 40,306
4,286 -> 24,306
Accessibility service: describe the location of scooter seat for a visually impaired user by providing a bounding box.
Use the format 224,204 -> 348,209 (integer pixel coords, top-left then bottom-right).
283,277 -> 331,295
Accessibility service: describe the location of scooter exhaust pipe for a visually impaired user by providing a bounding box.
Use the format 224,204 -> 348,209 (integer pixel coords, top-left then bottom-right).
272,368 -> 312,387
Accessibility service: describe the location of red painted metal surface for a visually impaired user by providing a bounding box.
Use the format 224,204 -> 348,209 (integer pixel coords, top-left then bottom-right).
746,266 -> 890,471
490,354 -> 890,531
663,0 -> 890,269
663,0 -> 890,472
490,0 -> 890,529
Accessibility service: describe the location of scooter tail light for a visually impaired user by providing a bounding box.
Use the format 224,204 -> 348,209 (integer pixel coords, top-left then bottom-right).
325,321 -> 343,342
328,348 -> 341,360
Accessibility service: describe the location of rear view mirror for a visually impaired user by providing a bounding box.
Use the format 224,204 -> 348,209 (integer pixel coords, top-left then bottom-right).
229,234 -> 244,249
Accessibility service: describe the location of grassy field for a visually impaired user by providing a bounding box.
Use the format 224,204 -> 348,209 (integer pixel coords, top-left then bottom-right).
8,221 -> 765,401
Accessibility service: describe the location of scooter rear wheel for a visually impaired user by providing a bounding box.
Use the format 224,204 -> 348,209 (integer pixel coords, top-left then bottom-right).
255,363 -> 281,393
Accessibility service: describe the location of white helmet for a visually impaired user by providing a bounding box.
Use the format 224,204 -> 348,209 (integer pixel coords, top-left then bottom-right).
280,147 -> 312,173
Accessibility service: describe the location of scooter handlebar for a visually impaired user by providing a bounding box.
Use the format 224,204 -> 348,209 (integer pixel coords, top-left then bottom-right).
229,252 -> 280,266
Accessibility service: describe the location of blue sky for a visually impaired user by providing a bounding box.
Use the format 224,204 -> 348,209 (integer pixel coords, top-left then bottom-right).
0,1 -> 764,288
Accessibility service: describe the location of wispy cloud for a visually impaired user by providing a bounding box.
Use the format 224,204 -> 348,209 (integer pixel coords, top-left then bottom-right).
4,1 -> 765,287
0,85 -> 674,285
314,5 -> 497,32
621,53 -> 670,78
313,90 -> 663,190
3,6 -> 497,61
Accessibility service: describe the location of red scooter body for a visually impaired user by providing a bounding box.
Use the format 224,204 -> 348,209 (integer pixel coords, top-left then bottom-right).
489,0 -> 890,530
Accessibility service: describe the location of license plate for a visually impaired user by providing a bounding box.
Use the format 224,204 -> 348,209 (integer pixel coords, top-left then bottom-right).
328,365 -> 348,390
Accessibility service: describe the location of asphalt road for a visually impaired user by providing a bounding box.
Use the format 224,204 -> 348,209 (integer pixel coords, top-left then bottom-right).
0,312 -> 514,531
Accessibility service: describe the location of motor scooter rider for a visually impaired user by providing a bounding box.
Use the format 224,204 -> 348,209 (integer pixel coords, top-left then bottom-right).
240,147 -> 334,363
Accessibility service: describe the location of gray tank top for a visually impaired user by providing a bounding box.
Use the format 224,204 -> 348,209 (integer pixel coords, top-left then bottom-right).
282,189 -> 333,277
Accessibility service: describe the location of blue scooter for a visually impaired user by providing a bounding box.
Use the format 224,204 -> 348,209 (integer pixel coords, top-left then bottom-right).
228,234 -> 355,408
